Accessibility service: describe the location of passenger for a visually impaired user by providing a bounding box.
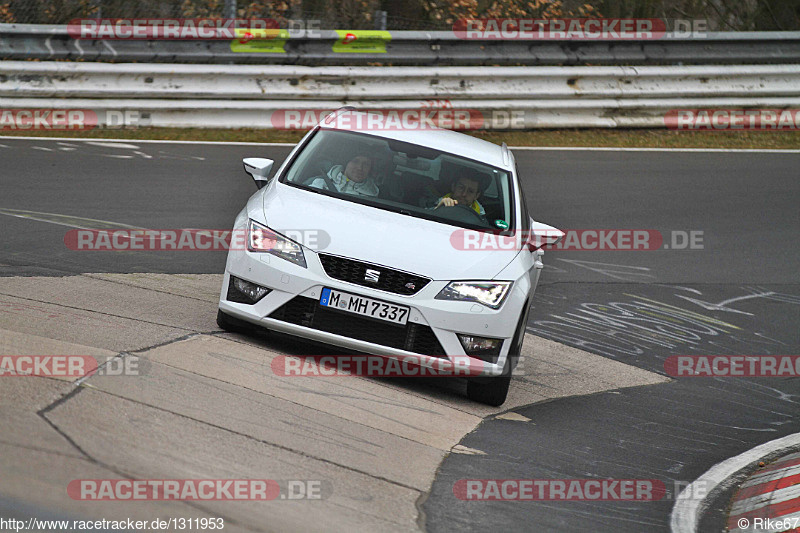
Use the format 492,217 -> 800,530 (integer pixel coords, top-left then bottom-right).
309,154 -> 379,197
434,172 -> 486,216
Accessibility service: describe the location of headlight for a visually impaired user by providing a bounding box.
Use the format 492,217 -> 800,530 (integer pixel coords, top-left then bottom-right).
435,281 -> 512,309
247,219 -> 307,268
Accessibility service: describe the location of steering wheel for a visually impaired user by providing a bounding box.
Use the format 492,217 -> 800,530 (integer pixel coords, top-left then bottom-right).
456,203 -> 487,222
437,203 -> 488,225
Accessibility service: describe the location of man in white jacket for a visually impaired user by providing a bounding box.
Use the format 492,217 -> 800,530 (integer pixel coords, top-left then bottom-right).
309,154 -> 379,197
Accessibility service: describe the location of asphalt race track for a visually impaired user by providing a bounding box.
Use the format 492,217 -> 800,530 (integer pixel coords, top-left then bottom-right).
0,137 -> 798,532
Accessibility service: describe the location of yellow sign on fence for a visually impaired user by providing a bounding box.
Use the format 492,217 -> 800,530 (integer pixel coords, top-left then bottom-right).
230,28 -> 289,53
332,30 -> 392,53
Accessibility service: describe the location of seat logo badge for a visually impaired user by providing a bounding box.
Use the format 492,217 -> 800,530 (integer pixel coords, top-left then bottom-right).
405,282 -> 415,290
365,269 -> 381,283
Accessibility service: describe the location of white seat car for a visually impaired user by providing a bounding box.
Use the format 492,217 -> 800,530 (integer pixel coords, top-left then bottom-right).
217,109 -> 562,405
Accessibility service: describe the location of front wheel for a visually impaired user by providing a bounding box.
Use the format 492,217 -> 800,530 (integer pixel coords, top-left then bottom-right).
466,302 -> 529,406
466,370 -> 511,407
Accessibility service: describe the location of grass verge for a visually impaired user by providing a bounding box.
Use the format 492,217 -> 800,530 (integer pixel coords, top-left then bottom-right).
1,127 -> 799,149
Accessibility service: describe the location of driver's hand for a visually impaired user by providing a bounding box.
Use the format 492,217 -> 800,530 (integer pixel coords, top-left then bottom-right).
435,197 -> 458,209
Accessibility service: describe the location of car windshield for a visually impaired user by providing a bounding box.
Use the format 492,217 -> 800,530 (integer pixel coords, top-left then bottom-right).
282,129 -> 514,231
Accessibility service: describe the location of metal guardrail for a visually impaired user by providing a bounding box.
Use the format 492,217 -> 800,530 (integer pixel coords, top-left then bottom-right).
2,24 -> 800,65
2,61 -> 799,129
2,62 -> 798,100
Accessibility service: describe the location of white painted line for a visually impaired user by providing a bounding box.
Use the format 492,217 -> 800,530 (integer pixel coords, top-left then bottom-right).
670,432 -> 800,533
0,136 -> 799,153
0,208 -> 143,230
0,135 -> 291,146
85,141 -> 141,149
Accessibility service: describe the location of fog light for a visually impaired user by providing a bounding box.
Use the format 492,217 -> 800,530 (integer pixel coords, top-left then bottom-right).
457,334 -> 503,363
227,276 -> 271,304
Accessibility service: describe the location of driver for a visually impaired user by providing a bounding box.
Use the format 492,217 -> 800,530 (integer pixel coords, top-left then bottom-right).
434,172 -> 486,216
309,154 -> 379,197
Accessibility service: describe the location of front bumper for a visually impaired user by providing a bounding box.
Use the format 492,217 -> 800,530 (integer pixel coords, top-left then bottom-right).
219,234 -> 529,378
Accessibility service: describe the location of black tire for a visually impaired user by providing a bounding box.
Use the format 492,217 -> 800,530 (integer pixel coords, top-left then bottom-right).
216,309 -> 257,334
466,302 -> 529,407
466,365 -> 511,407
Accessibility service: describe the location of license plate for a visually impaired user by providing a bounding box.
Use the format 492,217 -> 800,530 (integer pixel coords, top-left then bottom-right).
320,288 -> 409,325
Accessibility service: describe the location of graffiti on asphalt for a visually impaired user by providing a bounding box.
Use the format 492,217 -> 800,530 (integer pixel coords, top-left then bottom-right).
531,287 -> 798,360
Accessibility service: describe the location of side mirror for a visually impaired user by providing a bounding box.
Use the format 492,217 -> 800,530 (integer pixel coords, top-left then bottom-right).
527,219 -> 564,251
243,158 -> 274,189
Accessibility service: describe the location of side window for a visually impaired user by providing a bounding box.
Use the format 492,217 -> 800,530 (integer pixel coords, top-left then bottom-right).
483,173 -> 498,199
516,165 -> 531,232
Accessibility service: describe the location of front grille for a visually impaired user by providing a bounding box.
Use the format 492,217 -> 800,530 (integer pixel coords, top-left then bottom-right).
269,296 -> 446,356
318,254 -> 430,296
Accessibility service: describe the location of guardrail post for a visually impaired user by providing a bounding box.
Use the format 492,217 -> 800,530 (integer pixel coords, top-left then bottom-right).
375,11 -> 388,31
224,0 -> 237,20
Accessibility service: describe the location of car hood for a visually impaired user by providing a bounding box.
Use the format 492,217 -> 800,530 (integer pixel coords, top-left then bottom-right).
262,184 -> 519,280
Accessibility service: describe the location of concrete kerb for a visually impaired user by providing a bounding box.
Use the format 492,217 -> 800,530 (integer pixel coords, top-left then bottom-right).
670,432 -> 800,533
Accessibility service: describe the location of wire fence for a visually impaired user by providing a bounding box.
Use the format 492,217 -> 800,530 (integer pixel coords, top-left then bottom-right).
0,0 -> 450,29
1,0 -> 797,30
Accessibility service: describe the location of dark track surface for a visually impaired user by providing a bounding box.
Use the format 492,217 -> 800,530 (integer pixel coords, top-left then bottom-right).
1,137 -> 798,532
